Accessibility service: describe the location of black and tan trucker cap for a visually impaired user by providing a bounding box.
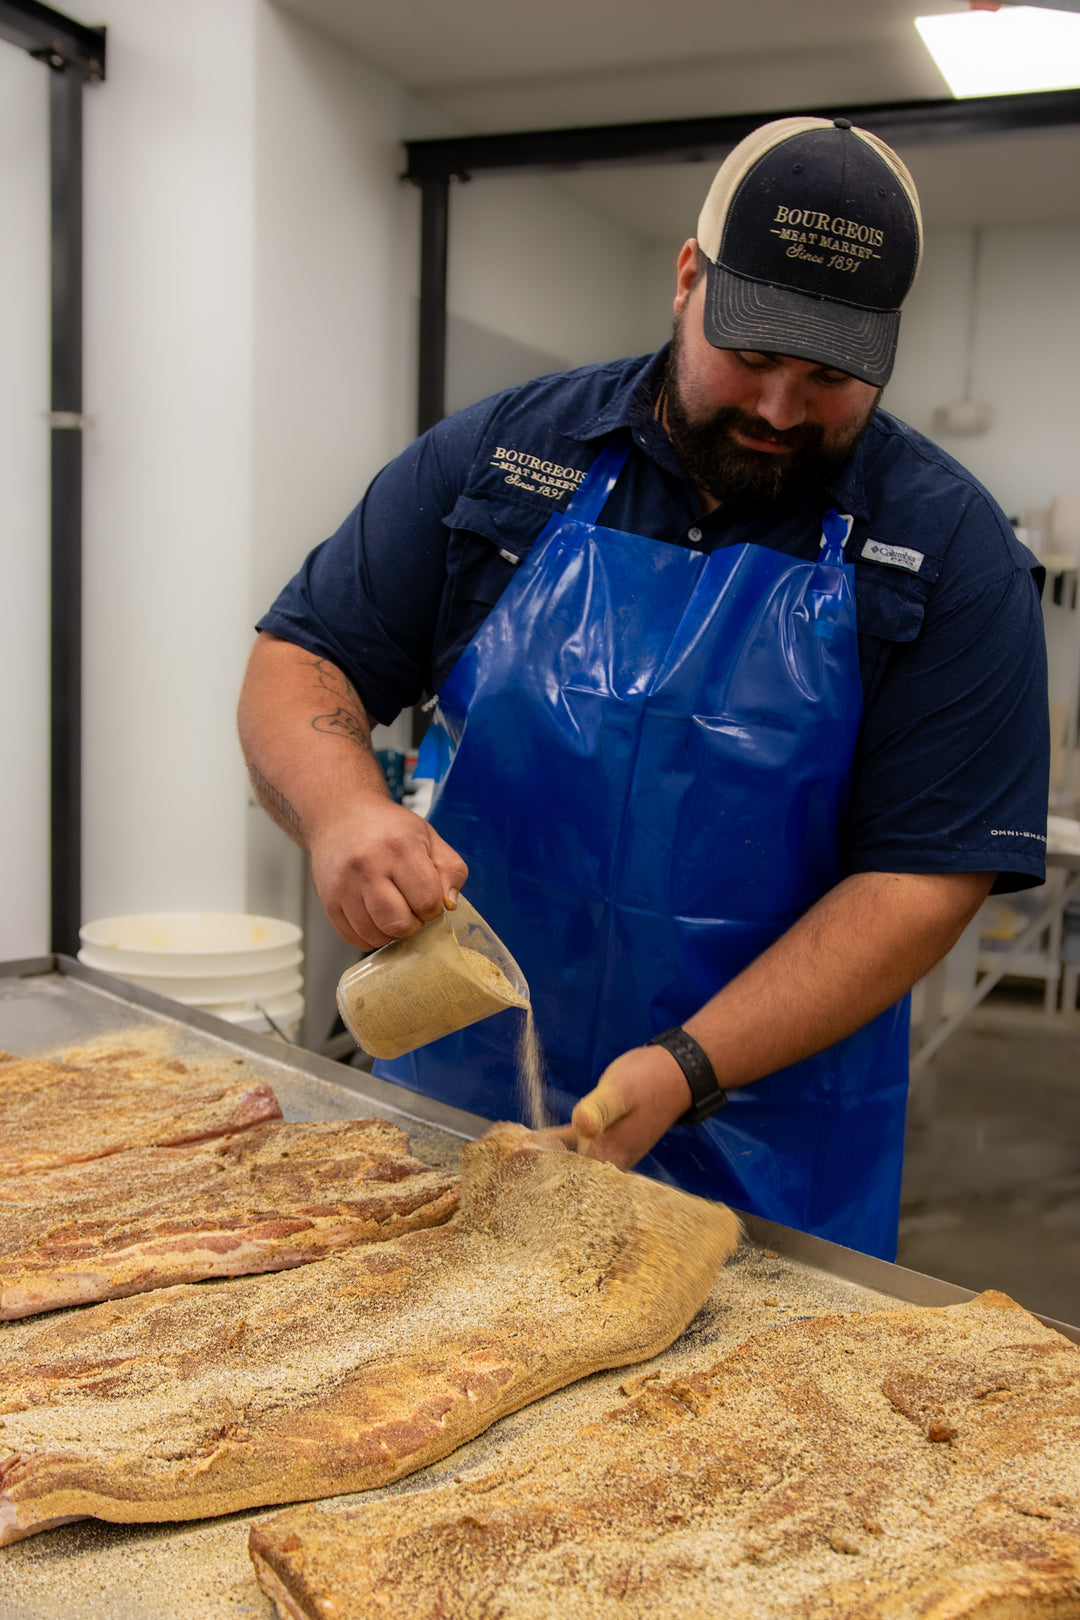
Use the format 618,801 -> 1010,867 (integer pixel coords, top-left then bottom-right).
697,116 -> 923,386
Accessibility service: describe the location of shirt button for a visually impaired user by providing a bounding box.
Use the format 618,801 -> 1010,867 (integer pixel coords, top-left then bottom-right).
687,526 -> 703,544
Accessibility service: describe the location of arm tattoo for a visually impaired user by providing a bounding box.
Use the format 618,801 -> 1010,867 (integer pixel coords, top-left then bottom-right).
301,656 -> 374,755
247,761 -> 303,841
312,706 -> 372,746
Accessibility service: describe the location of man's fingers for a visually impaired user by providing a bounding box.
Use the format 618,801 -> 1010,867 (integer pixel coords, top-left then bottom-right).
354,877 -> 429,942
571,1079 -> 632,1143
309,804 -> 469,949
381,828 -> 466,924
429,832 -> 469,909
332,889 -> 415,953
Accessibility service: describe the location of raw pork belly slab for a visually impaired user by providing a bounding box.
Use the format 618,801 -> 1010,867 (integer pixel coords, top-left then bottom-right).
0,1126 -> 740,1545
250,1292 -> 1080,1620
0,1048 -> 281,1176
0,1117 -> 460,1319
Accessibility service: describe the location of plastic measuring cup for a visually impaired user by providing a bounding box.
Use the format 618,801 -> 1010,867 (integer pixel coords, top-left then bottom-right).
336,894 -> 529,1060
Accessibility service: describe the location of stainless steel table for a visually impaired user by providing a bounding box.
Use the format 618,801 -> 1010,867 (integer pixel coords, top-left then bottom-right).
1,955 -> 1076,1620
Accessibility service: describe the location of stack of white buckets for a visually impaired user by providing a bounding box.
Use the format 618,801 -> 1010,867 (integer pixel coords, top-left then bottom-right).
78,913 -> 304,1043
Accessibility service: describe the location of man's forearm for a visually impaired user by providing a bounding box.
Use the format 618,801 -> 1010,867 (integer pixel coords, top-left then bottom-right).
572,868 -> 994,1167
684,869 -> 994,1089
237,632 -> 389,850
237,632 -> 468,948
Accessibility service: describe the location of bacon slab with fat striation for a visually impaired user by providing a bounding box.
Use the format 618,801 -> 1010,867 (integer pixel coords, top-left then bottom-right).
0,1117 -> 460,1319
0,1049 -> 282,1177
0,1126 -> 740,1544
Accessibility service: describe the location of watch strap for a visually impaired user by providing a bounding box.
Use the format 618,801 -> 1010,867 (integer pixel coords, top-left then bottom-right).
645,1026 -> 727,1125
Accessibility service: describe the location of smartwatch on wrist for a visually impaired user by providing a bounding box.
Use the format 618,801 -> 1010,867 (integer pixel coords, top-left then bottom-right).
645,1026 -> 727,1126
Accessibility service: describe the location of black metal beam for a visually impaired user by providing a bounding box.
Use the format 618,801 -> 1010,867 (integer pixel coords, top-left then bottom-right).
417,175 -> 450,436
405,88 -> 1080,182
0,0 -> 104,77
48,60 -> 85,957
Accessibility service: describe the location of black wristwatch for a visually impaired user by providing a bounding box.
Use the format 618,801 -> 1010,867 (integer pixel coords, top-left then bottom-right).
645,1026 -> 727,1126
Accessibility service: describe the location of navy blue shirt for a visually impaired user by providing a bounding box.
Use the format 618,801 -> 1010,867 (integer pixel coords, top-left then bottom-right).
260,349 -> 1050,894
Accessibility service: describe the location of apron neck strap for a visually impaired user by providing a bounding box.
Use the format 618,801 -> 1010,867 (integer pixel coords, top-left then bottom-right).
820,508 -> 854,566
565,436 -> 632,527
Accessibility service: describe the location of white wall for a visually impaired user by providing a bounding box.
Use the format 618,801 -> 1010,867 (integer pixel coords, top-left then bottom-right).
639,240 -> 680,352
80,0 -> 258,925
449,172 -> 647,377
886,223 -> 1080,522
0,44 -> 50,958
250,4 -> 434,625
249,11 -> 652,621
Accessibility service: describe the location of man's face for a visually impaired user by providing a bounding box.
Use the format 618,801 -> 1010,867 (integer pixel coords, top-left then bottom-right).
663,258 -> 882,506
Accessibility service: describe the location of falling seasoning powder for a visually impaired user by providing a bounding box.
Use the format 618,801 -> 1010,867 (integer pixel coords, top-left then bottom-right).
516,1008 -> 551,1131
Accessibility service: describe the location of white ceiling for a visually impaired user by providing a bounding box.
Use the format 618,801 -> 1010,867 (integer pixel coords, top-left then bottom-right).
274,0 -> 1080,230
276,0 -> 965,110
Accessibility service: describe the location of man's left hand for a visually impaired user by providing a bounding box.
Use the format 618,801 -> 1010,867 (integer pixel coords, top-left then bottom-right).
569,1046 -> 693,1169
560,869 -> 994,1170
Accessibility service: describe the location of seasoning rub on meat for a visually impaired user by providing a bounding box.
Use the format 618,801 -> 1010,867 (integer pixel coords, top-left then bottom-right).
250,1291 -> 1080,1620
0,1117 -> 460,1319
0,1127 -> 740,1545
0,1048 -> 282,1177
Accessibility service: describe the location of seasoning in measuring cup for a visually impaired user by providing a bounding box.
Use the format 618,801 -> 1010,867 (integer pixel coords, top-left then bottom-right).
336,899 -> 529,1061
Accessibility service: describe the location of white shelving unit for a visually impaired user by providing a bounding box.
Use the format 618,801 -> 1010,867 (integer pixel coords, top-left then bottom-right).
909,553 -> 1080,1082
975,867 -> 1076,1015
1043,556 -> 1080,818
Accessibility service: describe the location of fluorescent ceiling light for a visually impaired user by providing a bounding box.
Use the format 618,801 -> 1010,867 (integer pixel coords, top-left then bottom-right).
915,6 -> 1080,97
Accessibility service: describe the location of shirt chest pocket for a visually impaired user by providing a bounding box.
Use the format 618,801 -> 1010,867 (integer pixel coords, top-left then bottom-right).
443,492 -> 550,585
854,565 -> 931,701
854,566 -> 929,642
431,495 -> 552,689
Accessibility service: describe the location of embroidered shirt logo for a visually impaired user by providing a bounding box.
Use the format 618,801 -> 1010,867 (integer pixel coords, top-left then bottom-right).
862,538 -> 924,575
491,445 -> 588,502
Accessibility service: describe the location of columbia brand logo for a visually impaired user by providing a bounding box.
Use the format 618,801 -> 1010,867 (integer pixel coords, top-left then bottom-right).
861,538 -> 924,575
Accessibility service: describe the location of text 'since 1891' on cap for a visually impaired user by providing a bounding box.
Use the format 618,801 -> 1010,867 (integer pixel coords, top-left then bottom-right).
697,116 -> 924,387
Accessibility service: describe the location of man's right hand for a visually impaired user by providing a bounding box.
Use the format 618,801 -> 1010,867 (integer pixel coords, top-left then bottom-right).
237,633 -> 469,953
308,795 -> 468,951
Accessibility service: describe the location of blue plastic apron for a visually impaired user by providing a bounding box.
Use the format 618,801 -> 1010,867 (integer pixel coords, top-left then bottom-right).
379,437 -> 910,1259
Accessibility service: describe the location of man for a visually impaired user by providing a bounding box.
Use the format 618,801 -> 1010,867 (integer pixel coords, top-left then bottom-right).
238,117 -> 1049,1260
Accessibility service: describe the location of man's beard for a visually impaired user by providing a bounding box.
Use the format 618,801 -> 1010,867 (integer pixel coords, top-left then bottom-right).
661,325 -> 880,506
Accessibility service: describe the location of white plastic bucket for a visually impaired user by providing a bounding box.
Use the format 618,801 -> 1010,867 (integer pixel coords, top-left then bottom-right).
78,912 -> 302,975
75,953 -> 302,1005
78,912 -> 305,1040
207,990 -> 305,1042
